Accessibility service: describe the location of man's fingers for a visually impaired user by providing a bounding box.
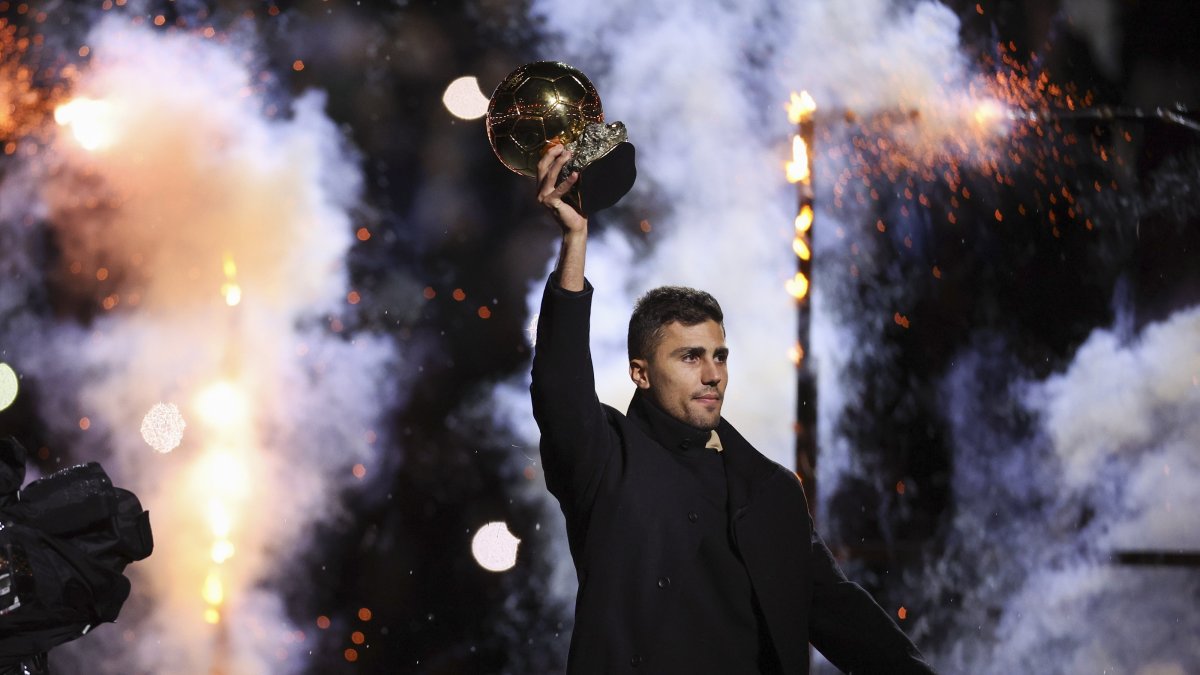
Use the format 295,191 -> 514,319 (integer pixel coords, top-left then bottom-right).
549,171 -> 579,200
537,147 -> 574,205
534,143 -> 586,229
536,143 -> 565,178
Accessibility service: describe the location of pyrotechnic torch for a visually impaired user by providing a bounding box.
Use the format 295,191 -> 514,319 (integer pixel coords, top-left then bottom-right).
785,91 -> 817,511
193,252 -> 251,675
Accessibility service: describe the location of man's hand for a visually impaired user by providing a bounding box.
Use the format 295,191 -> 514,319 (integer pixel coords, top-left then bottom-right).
537,144 -> 587,291
537,144 -> 587,236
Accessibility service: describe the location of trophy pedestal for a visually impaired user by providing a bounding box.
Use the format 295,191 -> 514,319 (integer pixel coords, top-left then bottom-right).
564,141 -> 637,215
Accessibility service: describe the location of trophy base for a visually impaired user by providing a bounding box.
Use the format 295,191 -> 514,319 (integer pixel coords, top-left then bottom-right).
564,141 -> 637,215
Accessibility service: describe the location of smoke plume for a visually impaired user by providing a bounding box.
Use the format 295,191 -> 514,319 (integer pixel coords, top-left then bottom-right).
1,17 -> 400,674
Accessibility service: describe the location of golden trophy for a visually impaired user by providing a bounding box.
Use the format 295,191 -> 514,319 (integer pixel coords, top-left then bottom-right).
486,61 -> 637,215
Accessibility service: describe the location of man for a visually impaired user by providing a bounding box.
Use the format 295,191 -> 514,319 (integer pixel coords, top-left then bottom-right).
530,145 -> 936,674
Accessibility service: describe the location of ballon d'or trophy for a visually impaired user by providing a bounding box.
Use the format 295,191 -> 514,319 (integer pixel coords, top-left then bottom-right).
487,61 -> 637,215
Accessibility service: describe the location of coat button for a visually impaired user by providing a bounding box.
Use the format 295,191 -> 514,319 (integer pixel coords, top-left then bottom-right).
657,576 -> 670,589
688,511 -> 699,523
630,655 -> 643,667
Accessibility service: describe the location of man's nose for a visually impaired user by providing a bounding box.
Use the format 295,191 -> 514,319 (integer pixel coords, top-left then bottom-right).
701,359 -> 722,386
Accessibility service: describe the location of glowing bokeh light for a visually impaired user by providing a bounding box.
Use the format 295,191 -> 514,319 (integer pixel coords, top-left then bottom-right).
442,75 -> 489,120
470,521 -> 520,572
221,283 -> 242,307
140,402 -> 186,453
202,571 -> 224,606
0,363 -> 18,412
54,97 -> 120,151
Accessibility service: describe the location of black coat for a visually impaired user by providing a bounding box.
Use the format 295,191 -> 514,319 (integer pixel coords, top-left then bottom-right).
531,277 -> 935,674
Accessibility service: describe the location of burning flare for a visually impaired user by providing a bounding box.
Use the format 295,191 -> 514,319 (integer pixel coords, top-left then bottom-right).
54,97 -> 119,151
786,91 -> 815,303
787,90 -> 817,124
220,254 -> 242,307
191,379 -> 252,626
785,272 -> 810,301
786,135 -> 811,185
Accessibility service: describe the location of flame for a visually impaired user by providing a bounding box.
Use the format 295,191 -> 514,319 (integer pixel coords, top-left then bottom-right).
792,236 -> 812,261
192,380 -> 252,624
787,90 -> 816,124
206,498 -> 233,538
795,205 -> 813,234
793,205 -> 813,260
785,272 -> 810,300
220,253 -> 242,307
54,97 -> 119,151
788,343 -> 805,365
785,92 -> 815,303
194,381 -> 248,429
786,135 -> 811,184
971,98 -> 1009,134
211,540 -> 236,564
202,570 -> 224,606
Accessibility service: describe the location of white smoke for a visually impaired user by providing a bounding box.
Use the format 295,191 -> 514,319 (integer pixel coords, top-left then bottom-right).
1032,306 -> 1200,551
1,18 -> 399,675
931,307 -> 1200,673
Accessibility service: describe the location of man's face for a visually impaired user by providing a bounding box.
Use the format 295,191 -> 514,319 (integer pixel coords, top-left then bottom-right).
629,319 -> 728,430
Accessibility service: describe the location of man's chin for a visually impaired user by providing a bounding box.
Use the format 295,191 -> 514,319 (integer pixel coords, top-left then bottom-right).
687,409 -> 721,430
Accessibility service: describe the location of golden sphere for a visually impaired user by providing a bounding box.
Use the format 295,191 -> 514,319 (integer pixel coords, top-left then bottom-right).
486,62 -> 604,177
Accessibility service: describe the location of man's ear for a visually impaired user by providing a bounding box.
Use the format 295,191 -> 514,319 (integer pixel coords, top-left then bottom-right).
629,358 -> 651,389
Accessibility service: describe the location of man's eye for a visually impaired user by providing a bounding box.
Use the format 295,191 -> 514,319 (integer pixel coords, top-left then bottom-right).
682,353 -> 698,362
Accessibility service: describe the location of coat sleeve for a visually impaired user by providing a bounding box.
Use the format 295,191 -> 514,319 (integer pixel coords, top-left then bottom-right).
529,274 -> 621,530
807,524 -> 937,675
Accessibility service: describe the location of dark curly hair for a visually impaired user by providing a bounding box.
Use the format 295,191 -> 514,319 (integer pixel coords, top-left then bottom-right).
627,286 -> 724,361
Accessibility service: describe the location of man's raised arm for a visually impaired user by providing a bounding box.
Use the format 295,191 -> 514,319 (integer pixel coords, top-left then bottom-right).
538,144 -> 586,290
529,146 -> 618,525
